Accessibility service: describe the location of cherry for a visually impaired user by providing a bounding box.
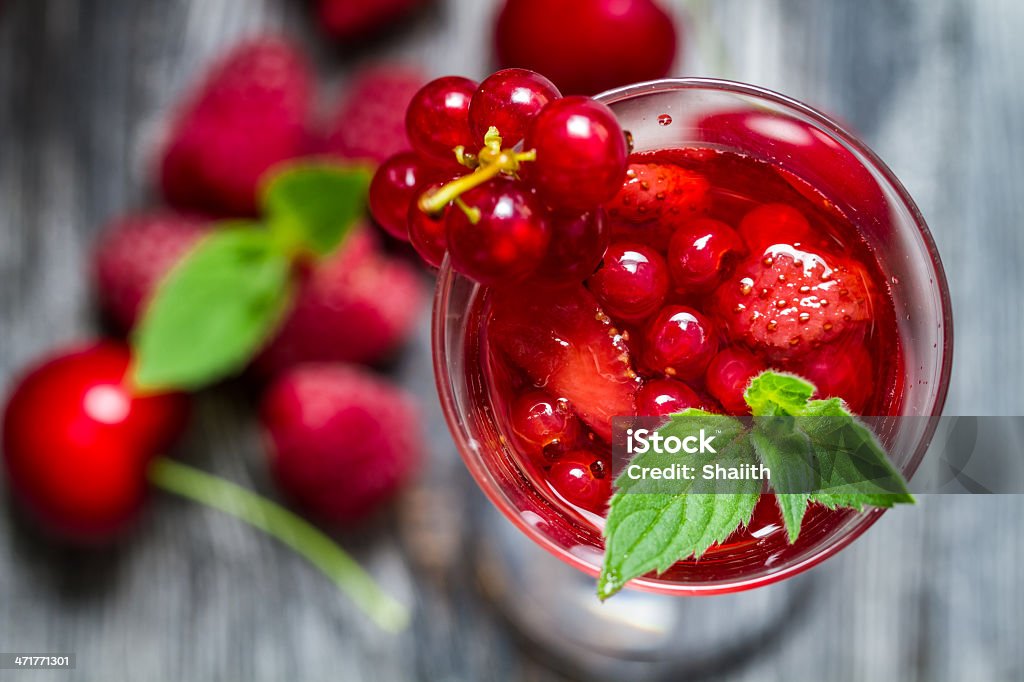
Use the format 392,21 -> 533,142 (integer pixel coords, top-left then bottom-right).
636,378 -> 702,417
705,346 -> 767,415
509,390 -> 581,460
494,0 -> 677,95
643,305 -> 717,379
524,96 -> 628,213
445,179 -> 550,284
368,151 -> 442,240
798,344 -> 872,414
407,181 -> 449,268
548,450 -> 611,513
668,218 -> 745,293
2,342 -> 189,542
469,68 -> 561,147
537,209 -> 609,282
738,203 -> 813,254
587,242 -> 669,322
405,76 -> 478,163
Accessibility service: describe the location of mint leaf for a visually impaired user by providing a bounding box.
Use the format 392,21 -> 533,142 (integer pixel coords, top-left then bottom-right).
744,371 -> 815,416
263,162 -> 372,256
599,413 -> 760,599
132,229 -> 293,391
749,418 -> 815,542
597,372 -> 915,599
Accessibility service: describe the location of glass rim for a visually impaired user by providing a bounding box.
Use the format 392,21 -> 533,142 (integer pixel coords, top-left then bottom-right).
431,77 -> 955,596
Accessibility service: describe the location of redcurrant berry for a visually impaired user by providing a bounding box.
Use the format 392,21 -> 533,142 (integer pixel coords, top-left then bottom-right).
705,346 -> 766,415
524,96 -> 628,213
537,209 -> 609,282
510,390 -> 581,459
643,305 -> 718,379
587,242 -> 669,322
636,378 -> 703,417
668,218 -> 745,292
445,179 -> 550,284
469,68 -> 561,146
406,76 -> 478,163
368,151 -> 441,240
407,182 -> 449,268
548,450 -> 611,513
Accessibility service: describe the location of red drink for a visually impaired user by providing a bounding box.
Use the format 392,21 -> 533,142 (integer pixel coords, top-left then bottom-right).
472,146 -> 903,583
433,80 -> 951,594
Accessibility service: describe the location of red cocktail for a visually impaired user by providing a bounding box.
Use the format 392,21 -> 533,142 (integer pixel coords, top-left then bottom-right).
433,79 -> 952,595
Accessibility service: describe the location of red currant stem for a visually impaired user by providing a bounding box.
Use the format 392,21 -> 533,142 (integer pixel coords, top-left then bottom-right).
147,457 -> 410,633
418,126 -> 537,215
419,163 -> 503,214
454,197 -> 481,224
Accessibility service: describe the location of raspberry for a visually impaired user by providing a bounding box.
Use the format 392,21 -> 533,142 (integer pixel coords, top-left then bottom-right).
256,227 -> 425,373
159,37 -> 313,216
92,213 -> 208,332
261,364 -> 423,524
321,66 -> 427,165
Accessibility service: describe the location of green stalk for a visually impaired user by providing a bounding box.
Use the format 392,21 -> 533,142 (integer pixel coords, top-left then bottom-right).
148,457 -> 410,633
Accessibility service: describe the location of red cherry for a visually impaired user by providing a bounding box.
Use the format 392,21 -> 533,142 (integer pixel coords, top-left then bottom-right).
524,96 -> 628,213
509,390 -> 581,460
668,218 -> 745,292
636,378 -> 702,417
405,76 -> 478,163
705,346 -> 767,415
548,450 -> 611,512
587,242 -> 669,322
368,151 -> 442,240
738,203 -> 813,254
494,0 -> 677,95
643,305 -> 717,379
469,68 -> 561,146
537,209 -> 609,282
445,179 -> 551,284
407,183 -> 449,268
2,342 -> 189,542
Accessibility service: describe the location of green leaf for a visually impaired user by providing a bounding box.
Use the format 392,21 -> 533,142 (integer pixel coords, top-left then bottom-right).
599,414 -> 760,600
262,162 -> 372,256
596,371 -> 916,600
131,229 -> 293,392
749,418 -> 816,542
744,371 -> 816,416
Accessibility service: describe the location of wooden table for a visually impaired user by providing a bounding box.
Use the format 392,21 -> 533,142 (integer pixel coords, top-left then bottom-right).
1,0 -> 1021,679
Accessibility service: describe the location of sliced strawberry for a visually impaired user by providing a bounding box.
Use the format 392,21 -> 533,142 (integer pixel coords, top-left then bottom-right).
713,244 -> 873,361
487,284 -> 638,441
606,162 -> 711,224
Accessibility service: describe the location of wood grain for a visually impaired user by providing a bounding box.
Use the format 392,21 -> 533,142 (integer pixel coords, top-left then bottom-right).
0,0 -> 1021,680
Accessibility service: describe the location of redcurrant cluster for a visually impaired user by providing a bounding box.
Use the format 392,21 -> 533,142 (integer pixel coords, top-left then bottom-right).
369,68 -> 629,283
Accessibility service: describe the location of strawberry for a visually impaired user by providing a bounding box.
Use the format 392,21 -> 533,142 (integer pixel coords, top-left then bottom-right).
488,283 -> 638,441
159,37 -> 313,217
321,65 -> 426,164
92,212 -> 208,332
606,163 -> 711,224
713,244 -> 873,361
316,0 -> 424,41
261,364 -> 423,525
256,227 -> 425,374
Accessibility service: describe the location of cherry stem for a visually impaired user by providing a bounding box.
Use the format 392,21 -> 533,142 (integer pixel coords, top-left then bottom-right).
148,457 -> 410,633
417,126 -> 536,215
